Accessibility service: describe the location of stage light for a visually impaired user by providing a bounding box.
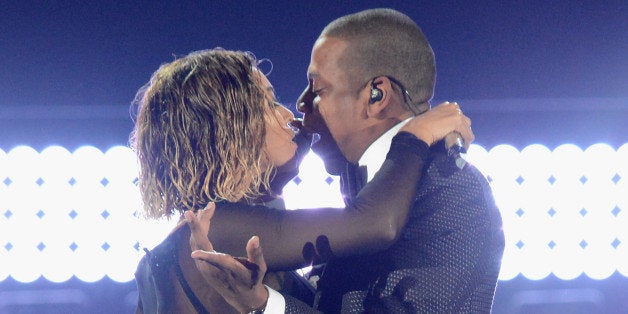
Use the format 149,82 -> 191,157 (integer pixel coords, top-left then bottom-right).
282,152 -> 344,209
0,143 -> 626,283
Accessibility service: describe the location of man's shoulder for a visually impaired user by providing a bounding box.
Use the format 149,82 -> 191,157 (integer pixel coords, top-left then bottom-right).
424,153 -> 488,184
418,153 -> 496,211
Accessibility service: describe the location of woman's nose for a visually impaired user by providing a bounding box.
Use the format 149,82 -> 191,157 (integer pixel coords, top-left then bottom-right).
279,106 -> 295,125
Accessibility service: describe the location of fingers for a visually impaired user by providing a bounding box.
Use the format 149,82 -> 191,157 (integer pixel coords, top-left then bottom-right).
436,101 -> 474,148
191,249 -> 230,265
398,100 -> 474,147
301,242 -> 318,265
186,203 -> 215,252
189,235 -> 269,312
459,117 -> 474,151
191,250 -> 248,280
246,236 -> 267,281
446,102 -> 474,149
198,202 -> 215,227
315,235 -> 333,263
191,249 -> 259,289
191,236 -> 266,282
244,236 -> 269,309
190,252 -> 232,292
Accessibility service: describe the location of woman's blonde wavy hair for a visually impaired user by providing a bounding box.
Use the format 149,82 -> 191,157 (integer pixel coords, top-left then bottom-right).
130,49 -> 275,219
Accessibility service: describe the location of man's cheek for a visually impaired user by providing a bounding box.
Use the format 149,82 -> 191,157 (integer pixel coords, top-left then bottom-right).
309,110 -> 328,131
317,107 -> 334,128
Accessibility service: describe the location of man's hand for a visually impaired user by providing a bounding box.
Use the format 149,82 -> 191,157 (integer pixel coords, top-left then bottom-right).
185,204 -> 269,313
400,101 -> 474,149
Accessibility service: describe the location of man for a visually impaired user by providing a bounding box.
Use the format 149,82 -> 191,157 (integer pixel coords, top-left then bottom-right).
301,9 -> 505,312
188,8 -> 504,313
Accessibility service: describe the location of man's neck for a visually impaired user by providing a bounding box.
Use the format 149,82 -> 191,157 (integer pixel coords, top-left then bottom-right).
341,119 -> 399,163
343,108 -> 414,163
357,117 -> 413,182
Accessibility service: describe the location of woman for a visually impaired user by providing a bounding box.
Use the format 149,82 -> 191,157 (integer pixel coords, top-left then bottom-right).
131,48 -> 471,313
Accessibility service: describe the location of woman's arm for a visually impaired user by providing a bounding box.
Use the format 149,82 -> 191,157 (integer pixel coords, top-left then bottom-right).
208,102 -> 471,271
207,132 -> 420,271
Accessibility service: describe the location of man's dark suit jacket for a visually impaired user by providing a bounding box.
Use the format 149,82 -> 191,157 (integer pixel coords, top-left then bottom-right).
285,142 -> 505,313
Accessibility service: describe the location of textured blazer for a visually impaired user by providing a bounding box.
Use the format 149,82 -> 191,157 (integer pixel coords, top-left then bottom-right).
286,144 -> 505,313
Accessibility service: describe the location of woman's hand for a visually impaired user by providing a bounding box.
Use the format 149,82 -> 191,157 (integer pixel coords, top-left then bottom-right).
400,101 -> 474,150
186,204 -> 269,313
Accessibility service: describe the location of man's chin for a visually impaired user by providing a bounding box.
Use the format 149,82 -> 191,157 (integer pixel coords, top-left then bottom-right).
281,155 -> 301,173
311,143 -> 346,176
322,157 -> 347,176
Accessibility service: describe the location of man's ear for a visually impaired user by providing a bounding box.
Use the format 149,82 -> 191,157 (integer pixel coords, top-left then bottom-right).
365,77 -> 394,119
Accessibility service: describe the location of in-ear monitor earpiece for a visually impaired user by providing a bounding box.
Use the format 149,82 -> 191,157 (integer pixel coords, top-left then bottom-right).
369,80 -> 383,104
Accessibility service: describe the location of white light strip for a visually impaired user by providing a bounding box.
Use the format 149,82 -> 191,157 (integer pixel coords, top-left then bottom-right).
0,143 -> 626,283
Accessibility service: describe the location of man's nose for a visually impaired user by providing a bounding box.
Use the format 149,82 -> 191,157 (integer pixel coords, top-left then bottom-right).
295,85 -> 314,114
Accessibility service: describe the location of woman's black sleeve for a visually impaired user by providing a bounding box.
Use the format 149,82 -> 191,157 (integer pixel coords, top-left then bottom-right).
209,132 -> 429,271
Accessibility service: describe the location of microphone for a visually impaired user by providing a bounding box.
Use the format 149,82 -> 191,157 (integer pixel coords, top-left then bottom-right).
445,132 -> 467,170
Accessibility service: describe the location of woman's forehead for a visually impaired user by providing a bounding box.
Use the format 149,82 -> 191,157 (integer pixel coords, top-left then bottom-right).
253,68 -> 275,97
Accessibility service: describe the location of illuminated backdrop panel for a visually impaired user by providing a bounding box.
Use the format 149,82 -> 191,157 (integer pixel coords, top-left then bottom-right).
0,143 -> 626,283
